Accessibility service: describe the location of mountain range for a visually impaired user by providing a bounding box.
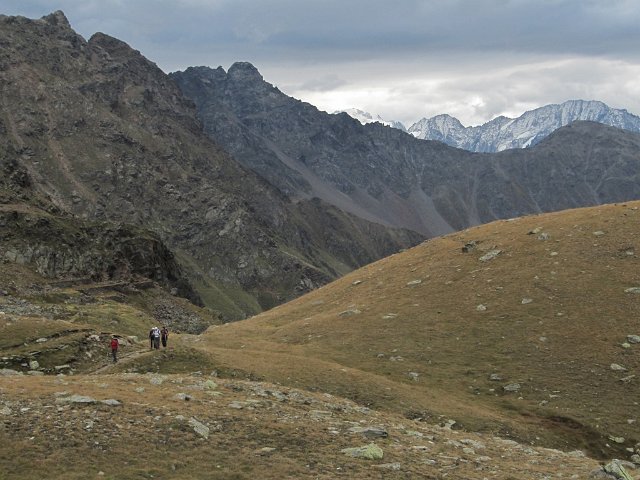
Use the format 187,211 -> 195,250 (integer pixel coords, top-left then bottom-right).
3,11 -> 640,321
172,64 -> 640,237
0,12 -> 419,319
341,100 -> 640,153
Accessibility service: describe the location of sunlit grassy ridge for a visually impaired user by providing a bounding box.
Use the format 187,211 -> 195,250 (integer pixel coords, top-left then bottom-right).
198,201 -> 640,457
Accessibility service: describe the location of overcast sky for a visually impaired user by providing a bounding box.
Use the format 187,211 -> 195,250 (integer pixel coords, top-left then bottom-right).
4,0 -> 640,126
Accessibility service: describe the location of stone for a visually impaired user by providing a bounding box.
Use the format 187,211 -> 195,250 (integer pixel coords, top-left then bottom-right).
476,304 -> 487,312
630,454 -> 640,464
593,231 -> 606,237
489,373 -> 502,381
339,309 -> 361,317
406,279 -> 422,286
503,383 -> 521,392
408,372 -> 420,381
188,417 -> 210,439
602,459 -> 634,480
0,369 -> 22,376
341,443 -> 384,460
609,436 -> 626,444
537,233 -> 550,240
619,375 -> 635,383
175,393 -> 192,401
479,250 -> 502,262
29,360 -> 39,370
255,447 -> 276,455
521,298 -> 533,304
101,399 -> 122,406
35,338 -> 48,343
0,406 -> 12,415
149,375 -> 165,385
54,365 -> 71,371
624,287 -> 640,294
375,463 -> 401,470
55,395 -> 97,405
528,227 -> 543,235
627,335 -> 640,344
611,364 -> 627,372
352,280 -> 363,285
347,426 -> 388,438
203,380 -> 217,390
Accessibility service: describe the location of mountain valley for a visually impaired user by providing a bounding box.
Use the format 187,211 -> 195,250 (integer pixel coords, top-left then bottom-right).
1,10 -> 640,480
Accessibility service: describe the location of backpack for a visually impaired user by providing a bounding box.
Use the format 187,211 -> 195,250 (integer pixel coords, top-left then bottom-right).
110,338 -> 118,349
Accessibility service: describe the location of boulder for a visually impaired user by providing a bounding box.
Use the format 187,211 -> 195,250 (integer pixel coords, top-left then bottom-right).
341,443 -> 384,460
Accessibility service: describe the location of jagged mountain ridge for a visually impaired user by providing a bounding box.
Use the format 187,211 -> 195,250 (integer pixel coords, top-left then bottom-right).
0,12 -> 421,319
334,108 -> 406,131
171,64 -> 640,237
408,99 -> 640,152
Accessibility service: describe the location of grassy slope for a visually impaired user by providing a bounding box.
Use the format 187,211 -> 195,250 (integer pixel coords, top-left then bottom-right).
198,201 -> 640,458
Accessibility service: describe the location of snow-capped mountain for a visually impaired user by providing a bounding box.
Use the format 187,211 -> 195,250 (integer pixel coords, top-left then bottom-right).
336,108 -> 406,131
408,100 -> 640,152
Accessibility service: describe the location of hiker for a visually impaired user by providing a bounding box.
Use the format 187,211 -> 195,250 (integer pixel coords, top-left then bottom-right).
152,326 -> 161,350
110,336 -> 119,363
160,326 -> 169,348
149,327 -> 155,350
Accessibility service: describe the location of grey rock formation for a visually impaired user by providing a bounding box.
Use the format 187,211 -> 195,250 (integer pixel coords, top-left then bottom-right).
0,12 -> 420,319
172,65 -> 640,238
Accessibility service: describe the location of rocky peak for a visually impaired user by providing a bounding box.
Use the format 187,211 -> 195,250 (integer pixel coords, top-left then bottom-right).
40,10 -> 71,29
227,61 -> 264,82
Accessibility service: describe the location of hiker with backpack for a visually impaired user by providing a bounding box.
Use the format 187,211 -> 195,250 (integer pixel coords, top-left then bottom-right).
149,326 -> 161,350
160,326 -> 169,348
110,336 -> 119,363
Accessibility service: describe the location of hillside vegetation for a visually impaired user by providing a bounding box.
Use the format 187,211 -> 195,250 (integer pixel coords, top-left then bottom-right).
197,201 -> 640,460
1,202 -> 640,478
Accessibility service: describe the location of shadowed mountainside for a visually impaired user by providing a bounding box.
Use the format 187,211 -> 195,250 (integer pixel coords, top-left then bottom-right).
0,12 -> 420,319
172,64 -> 640,236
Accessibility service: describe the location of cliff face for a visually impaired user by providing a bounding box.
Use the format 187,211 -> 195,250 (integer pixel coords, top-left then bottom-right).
0,12 -> 421,319
172,64 -> 640,236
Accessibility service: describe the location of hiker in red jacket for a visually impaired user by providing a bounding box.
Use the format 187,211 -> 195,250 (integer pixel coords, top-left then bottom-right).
110,336 -> 119,363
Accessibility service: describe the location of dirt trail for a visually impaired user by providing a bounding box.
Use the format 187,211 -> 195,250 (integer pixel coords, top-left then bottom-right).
90,347 -> 152,374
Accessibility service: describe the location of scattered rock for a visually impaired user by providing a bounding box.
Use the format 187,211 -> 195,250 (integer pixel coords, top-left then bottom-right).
101,399 -> 122,406
188,417 -> 209,439
489,373 -> 502,381
601,459 -> 634,480
255,447 -> 276,455
528,227 -> 543,235
593,231 -> 606,237
149,375 -> 165,385
521,298 -> 533,304
348,426 -> 388,438
341,443 -> 384,460
619,375 -> 635,384
29,360 -> 39,370
375,463 -> 401,471
624,288 -> 640,294
0,369 -> 22,376
476,304 -> 487,312
479,250 -> 502,262
0,406 -> 12,415
609,436 -> 626,444
175,393 -> 192,401
54,365 -> 71,372
55,395 -> 97,405
352,280 -> 363,286
339,309 -> 361,317
611,364 -> 627,372
462,241 -> 477,253
537,233 -> 550,240
408,372 -> 420,381
406,279 -> 422,286
627,335 -> 640,344
503,383 -> 521,393
35,338 -> 48,343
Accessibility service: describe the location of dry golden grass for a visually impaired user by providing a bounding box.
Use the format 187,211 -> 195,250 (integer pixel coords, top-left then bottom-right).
198,201 -> 640,459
